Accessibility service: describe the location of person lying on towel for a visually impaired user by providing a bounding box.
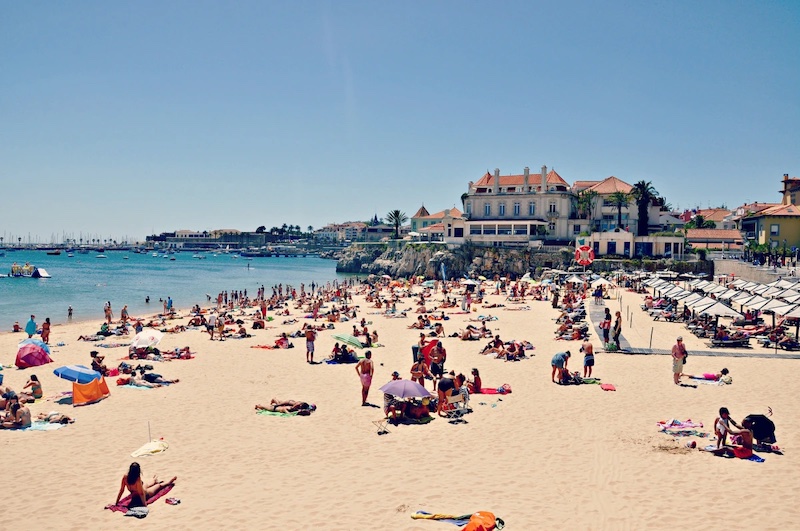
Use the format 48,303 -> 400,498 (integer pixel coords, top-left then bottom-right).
255,399 -> 316,415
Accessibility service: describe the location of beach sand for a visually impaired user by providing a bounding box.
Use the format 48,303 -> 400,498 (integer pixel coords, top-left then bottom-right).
1,283 -> 799,530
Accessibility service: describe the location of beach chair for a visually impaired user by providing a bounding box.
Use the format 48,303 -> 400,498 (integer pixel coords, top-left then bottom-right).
372,418 -> 390,435
444,393 -> 469,424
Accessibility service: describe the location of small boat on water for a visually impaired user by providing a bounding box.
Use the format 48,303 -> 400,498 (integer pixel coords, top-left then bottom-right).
46,250 -> 61,255
67,253 -> 74,258
192,254 -> 206,259
123,255 -> 129,260
96,254 -> 108,259
170,257 -> 176,261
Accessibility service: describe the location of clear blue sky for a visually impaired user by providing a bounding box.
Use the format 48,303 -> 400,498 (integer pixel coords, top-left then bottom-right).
2,1 -> 798,243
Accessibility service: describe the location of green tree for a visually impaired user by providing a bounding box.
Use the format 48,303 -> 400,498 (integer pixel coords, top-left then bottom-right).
255,226 -> 266,233
631,180 -> 659,236
307,225 -> 313,234
574,189 -> 598,220
608,191 -> 632,229
685,215 -> 716,229
386,210 -> 408,239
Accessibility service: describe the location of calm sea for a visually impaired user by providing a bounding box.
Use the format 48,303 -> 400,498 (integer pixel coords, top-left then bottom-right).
0,250 -> 347,327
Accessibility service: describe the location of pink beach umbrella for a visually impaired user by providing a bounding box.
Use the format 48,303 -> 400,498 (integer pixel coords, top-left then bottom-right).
15,340 -> 54,368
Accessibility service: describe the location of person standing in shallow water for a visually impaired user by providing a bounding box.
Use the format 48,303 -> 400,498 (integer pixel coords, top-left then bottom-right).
355,350 -> 374,406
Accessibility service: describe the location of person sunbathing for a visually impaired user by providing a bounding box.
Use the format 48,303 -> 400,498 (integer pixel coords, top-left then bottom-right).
114,462 -> 177,508
18,375 -> 43,403
467,368 -> 482,394
686,368 -> 731,382
1,397 -> 31,429
255,399 -> 316,415
460,327 -> 482,341
37,411 -> 74,424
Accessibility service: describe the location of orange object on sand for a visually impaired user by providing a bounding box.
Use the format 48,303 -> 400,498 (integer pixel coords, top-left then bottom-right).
462,511 -> 498,531
73,377 -> 110,406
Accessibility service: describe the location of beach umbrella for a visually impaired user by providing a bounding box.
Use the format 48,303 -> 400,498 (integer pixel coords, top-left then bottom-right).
15,340 -> 53,368
18,338 -> 51,355
331,334 -> 364,349
422,280 -> 435,288
478,275 -> 487,281
53,365 -> 102,384
130,330 -> 164,349
699,302 -> 742,318
461,279 -> 479,285
379,379 -> 432,398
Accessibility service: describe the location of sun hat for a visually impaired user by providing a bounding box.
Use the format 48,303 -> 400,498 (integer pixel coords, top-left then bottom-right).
677,336 -> 683,340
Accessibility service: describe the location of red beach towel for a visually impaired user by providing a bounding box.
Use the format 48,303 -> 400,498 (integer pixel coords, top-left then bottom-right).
600,383 -> 616,391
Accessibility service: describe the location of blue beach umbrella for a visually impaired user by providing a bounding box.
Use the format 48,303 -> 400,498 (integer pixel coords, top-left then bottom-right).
53,365 -> 102,384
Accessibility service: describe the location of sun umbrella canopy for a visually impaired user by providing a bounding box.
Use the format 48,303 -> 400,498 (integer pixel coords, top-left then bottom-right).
331,334 -> 364,349
130,330 -> 164,349
699,303 -> 742,318
461,279 -> 479,285
379,379 -> 432,398
53,365 -> 102,384
422,280 -> 436,288
15,340 -> 53,369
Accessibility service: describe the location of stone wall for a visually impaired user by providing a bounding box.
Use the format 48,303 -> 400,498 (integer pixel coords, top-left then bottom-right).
713,259 -> 784,284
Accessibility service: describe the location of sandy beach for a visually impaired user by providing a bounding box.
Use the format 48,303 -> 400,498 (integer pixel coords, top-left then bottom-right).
1,281 -> 799,530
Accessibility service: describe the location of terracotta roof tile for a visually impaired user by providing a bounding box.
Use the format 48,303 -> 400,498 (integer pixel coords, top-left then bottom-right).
695,208 -> 731,222
412,206 -> 430,218
685,229 -> 743,241
586,176 -> 633,195
421,207 -> 462,219
419,223 -> 444,232
758,204 -> 800,217
474,170 -> 569,188
573,180 -> 600,192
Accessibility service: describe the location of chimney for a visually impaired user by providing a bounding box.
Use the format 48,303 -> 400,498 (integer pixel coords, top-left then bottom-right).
494,168 -> 500,192
541,165 -> 547,193
523,167 -> 529,192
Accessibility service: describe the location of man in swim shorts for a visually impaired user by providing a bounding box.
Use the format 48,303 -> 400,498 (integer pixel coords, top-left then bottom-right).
304,325 -> 316,363
355,350 -> 374,406
671,336 -> 687,385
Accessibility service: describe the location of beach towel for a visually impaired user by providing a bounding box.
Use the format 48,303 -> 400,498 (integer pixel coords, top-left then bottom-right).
479,385 -> 512,395
257,409 -> 298,417
324,357 -> 361,365
131,439 -> 169,458
9,421 -> 67,432
661,429 -> 708,437
600,383 -> 616,391
411,511 -> 504,529
393,415 -> 435,425
658,419 -> 704,429
105,483 -> 174,515
702,445 -> 765,461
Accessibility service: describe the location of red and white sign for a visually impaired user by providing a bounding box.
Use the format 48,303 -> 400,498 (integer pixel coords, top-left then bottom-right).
575,245 -> 595,266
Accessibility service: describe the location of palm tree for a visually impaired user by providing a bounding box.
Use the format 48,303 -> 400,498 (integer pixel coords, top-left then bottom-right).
386,210 -> 408,239
575,190 -> 598,220
608,191 -> 631,229
631,181 -> 659,236
307,225 -> 313,234
685,215 -> 715,229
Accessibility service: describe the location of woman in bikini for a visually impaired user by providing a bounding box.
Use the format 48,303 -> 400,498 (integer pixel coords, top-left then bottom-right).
410,355 -> 432,388
19,375 -> 43,402
115,462 -> 177,508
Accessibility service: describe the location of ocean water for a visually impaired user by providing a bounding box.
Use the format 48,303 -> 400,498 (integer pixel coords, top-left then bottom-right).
0,250 -> 347,327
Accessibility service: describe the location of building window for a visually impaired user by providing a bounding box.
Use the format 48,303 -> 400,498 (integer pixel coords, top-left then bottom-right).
771,224 -> 780,236
483,225 -> 497,235
549,202 -> 557,213
470,225 -> 482,235
498,225 -> 512,235
465,202 -> 472,215
513,225 -> 527,235
528,202 -> 535,216
548,222 -> 556,232
573,225 -> 580,234
499,203 -> 506,216
484,203 -> 491,216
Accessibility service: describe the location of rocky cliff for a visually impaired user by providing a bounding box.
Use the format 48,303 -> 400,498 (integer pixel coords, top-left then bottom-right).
336,243 -> 569,278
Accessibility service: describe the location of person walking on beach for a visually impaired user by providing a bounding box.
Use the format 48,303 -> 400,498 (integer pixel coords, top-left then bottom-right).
25,315 -> 36,338
355,350 -> 374,406
305,325 -> 317,363
612,311 -> 622,350
41,317 -> 51,344
672,336 -> 687,385
600,308 -> 611,346
206,313 -> 217,340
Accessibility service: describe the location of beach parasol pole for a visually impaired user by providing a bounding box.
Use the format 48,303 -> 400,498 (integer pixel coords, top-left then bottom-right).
148,421 -> 152,443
